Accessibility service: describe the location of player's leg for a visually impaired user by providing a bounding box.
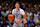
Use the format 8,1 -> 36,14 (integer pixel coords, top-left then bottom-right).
13,23 -> 17,27
19,23 -> 24,27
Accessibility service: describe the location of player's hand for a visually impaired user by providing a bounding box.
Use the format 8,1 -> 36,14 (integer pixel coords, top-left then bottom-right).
16,20 -> 20,23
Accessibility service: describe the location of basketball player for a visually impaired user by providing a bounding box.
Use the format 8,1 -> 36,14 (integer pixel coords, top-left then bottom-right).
12,3 -> 27,27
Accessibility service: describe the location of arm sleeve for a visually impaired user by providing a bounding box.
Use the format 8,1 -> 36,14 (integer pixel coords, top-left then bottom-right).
20,9 -> 25,15
12,9 -> 14,14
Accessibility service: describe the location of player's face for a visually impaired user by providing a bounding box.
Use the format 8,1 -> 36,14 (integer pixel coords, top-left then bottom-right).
15,4 -> 20,9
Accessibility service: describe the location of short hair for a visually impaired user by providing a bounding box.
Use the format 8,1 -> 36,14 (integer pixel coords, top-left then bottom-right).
15,2 -> 20,5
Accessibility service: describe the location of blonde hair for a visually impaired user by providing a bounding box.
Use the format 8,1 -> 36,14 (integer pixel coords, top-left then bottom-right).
15,2 -> 20,5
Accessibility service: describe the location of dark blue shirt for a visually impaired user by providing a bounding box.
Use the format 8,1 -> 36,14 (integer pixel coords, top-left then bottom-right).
27,20 -> 34,26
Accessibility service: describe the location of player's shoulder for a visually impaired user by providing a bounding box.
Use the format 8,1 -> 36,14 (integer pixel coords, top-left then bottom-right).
20,9 -> 24,11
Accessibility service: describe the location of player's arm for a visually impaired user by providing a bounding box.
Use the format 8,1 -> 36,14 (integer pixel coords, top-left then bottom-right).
20,14 -> 27,21
12,9 -> 15,19
19,10 -> 27,21
12,9 -> 14,15
16,9 -> 27,23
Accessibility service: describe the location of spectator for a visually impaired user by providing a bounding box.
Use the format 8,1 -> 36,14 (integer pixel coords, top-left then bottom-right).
35,15 -> 40,27
38,9 -> 40,15
1,7 -> 9,20
22,4 -> 26,11
0,16 -> 3,21
0,8 -> 1,17
31,7 -> 35,17
28,4 -> 31,10
27,10 -> 32,20
34,11 -> 39,25
27,16 -> 34,27
25,8 -> 28,16
8,8 -> 12,14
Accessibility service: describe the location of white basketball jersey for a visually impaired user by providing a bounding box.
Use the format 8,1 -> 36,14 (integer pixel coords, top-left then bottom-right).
12,8 -> 25,22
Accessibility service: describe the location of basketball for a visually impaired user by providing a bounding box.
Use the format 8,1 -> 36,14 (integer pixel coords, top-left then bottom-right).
8,14 -> 14,20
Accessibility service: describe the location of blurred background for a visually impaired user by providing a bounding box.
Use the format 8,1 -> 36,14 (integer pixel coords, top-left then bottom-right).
0,0 -> 40,27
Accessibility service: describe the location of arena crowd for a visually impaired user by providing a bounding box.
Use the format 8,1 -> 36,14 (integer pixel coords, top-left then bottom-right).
0,0 -> 40,27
